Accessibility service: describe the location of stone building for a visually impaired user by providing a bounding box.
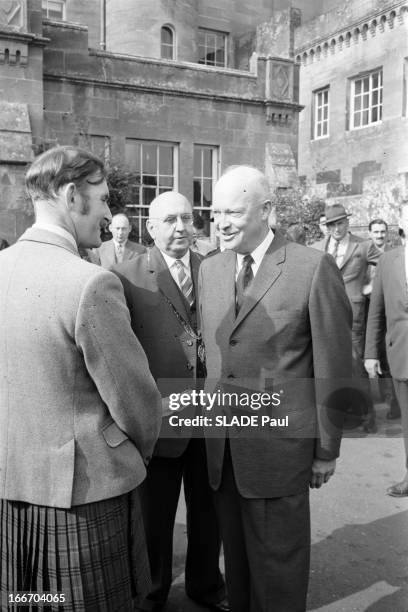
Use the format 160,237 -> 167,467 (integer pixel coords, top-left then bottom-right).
0,0 -> 402,243
0,0 -> 309,243
295,0 -> 408,229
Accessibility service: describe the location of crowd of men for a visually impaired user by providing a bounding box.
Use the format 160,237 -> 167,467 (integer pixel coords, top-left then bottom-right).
0,145 -> 407,612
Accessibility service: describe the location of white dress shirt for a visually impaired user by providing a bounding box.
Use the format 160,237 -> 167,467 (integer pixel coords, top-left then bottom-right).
235,229 -> 274,279
328,234 -> 349,267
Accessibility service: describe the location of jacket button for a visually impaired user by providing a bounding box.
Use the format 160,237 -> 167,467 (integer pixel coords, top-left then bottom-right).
187,363 -> 194,370
186,340 -> 193,347
229,339 -> 237,346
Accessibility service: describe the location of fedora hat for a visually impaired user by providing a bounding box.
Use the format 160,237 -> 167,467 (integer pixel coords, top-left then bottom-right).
323,204 -> 351,224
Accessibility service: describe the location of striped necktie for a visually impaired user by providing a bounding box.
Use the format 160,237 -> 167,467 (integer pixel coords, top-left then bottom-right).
174,260 -> 195,308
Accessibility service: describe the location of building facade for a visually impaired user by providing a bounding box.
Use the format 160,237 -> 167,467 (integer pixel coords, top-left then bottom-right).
296,0 -> 408,229
0,0 -> 307,243
1,0 -> 402,243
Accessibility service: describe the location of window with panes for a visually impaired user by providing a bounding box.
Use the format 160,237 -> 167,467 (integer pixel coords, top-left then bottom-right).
125,140 -> 178,242
350,69 -> 383,129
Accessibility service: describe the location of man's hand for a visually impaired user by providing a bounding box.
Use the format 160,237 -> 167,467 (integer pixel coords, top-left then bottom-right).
364,358 -> 382,378
310,458 -> 336,489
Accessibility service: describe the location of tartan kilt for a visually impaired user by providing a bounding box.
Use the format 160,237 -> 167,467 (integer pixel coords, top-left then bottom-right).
0,489 -> 151,611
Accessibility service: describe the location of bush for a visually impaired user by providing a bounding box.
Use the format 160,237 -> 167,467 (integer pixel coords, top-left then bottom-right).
272,188 -> 325,244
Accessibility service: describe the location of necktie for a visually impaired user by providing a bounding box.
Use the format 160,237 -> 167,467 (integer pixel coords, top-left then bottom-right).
116,244 -> 124,263
236,254 -> 254,314
331,240 -> 340,267
174,260 -> 195,308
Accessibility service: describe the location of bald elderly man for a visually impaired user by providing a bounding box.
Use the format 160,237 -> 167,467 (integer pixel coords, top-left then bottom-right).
112,192 -> 227,612
198,166 -> 352,612
97,212 -> 145,267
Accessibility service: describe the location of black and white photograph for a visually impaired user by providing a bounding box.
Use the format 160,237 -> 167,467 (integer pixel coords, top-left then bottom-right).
1,1 -> 408,610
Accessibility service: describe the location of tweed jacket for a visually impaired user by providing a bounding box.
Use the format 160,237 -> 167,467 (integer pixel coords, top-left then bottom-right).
365,247 -> 408,380
0,228 -> 161,508
113,246 -> 203,457
97,238 -> 146,268
199,234 -> 352,499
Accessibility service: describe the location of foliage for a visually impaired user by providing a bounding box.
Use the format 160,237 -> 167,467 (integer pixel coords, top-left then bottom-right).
106,163 -> 139,216
272,187 -> 325,244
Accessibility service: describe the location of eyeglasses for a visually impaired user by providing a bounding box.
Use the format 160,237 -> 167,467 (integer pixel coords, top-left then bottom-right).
150,214 -> 194,226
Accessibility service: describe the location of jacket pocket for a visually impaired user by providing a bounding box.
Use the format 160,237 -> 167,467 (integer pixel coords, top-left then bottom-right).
102,421 -> 129,447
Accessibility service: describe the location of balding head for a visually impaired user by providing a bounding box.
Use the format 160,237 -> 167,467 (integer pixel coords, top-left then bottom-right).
211,166 -> 271,253
110,213 -> 131,244
147,191 -> 193,258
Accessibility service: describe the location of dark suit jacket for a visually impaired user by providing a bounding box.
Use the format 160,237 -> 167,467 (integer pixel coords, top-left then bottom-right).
97,238 -> 146,268
313,233 -> 380,303
314,233 -> 380,346
365,247 -> 408,380
199,233 -> 352,499
113,246 -> 203,457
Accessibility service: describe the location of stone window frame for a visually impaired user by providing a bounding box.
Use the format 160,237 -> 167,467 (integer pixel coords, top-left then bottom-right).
193,144 -> 220,239
198,28 -> 227,68
350,68 -> 383,130
124,139 -> 179,242
161,24 -> 176,61
41,0 -> 66,21
312,86 -> 330,140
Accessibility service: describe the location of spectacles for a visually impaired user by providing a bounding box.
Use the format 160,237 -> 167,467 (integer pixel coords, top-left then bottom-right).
151,214 -> 194,226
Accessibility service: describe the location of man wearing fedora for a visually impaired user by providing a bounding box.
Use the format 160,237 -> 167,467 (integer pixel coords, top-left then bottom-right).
313,203 -> 381,432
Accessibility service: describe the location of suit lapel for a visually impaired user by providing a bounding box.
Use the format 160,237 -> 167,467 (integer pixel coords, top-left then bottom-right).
233,233 -> 286,331
390,247 -> 408,308
211,250 -> 236,331
148,246 -> 190,321
339,235 -> 359,270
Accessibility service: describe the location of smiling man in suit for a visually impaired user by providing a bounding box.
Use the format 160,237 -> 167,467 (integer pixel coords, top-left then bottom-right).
198,166 -> 352,612
365,202 -> 408,496
113,191 -> 227,612
98,212 -> 145,267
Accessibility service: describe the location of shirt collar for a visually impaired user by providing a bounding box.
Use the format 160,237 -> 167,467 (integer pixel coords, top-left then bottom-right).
32,222 -> 78,251
160,248 -> 191,270
113,239 -> 127,249
329,233 -> 349,247
236,229 -> 274,271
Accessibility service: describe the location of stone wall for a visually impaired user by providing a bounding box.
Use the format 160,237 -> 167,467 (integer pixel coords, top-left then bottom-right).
296,0 -> 408,221
42,20 -> 300,202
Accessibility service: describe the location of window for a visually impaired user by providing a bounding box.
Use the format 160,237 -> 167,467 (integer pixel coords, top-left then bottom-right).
42,0 -> 65,20
90,135 -> 111,165
198,29 -> 227,68
350,69 -> 383,129
313,88 -> 329,139
125,140 -> 178,241
161,26 -> 175,60
193,145 -> 219,234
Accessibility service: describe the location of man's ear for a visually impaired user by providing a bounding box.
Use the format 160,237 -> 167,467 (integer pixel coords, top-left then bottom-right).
60,183 -> 77,210
261,200 -> 272,219
146,219 -> 155,240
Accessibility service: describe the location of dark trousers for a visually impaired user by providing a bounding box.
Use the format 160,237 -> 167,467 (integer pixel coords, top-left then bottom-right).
139,438 -> 225,609
393,380 -> 408,469
214,444 -> 310,612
